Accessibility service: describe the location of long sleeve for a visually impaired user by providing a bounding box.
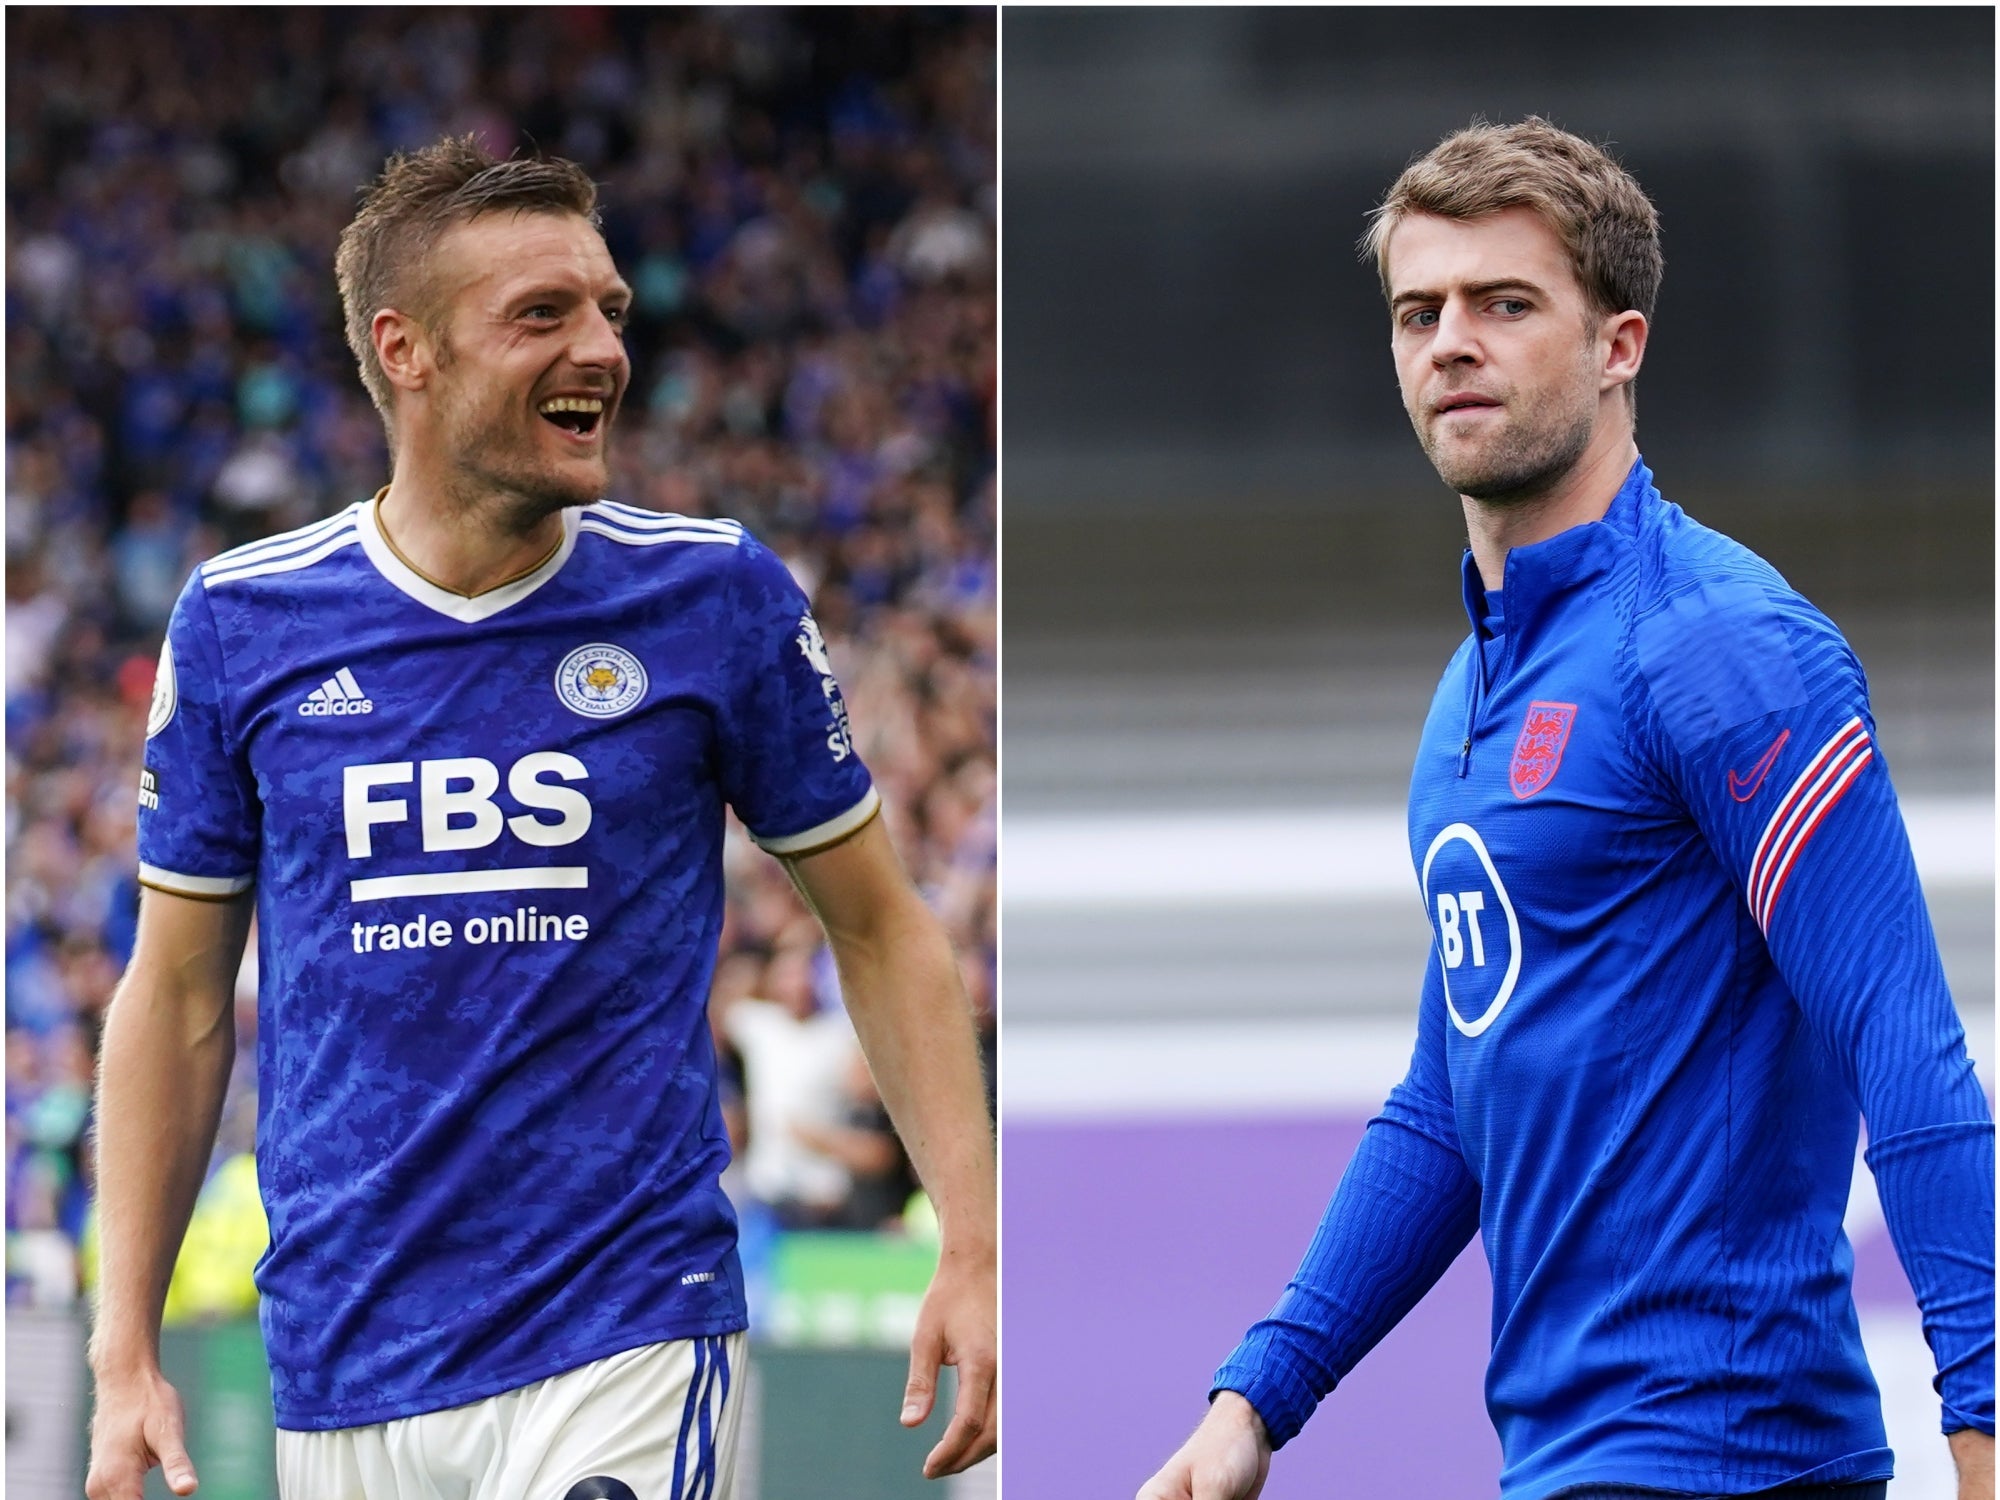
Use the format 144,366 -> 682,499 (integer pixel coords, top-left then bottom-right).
1211,946 -> 1481,1447
1638,578 -> 1995,1433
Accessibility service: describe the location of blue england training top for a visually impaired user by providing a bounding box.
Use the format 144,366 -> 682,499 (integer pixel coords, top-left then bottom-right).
136,494 -> 877,1429
1214,460 -> 1994,1498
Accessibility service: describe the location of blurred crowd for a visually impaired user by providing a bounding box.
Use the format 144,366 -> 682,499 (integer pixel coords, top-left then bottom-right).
6,7 -> 995,1313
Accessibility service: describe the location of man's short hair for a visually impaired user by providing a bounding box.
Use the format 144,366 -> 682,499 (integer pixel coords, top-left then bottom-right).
335,135 -> 600,434
1362,117 -> 1663,328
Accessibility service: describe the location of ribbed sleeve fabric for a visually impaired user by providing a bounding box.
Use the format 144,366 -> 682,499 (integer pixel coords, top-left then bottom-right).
1212,950 -> 1481,1446
1211,1116 -> 1480,1446
1642,587 -> 1996,1437
1865,1123 -> 1996,1433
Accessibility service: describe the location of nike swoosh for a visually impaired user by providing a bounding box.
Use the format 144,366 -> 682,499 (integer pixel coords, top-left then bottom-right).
1728,728 -> 1791,802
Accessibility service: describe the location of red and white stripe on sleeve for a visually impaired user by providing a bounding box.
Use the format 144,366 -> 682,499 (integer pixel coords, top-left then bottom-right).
1746,715 -> 1873,936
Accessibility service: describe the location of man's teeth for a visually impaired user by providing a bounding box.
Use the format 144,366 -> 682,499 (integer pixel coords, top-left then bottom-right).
539,397 -> 605,414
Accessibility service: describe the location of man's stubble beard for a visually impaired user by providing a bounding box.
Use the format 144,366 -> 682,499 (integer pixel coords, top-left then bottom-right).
432,353 -> 607,536
1412,342 -> 1599,507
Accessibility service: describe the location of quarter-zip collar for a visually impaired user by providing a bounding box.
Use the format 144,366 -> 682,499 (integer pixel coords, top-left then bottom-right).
1453,454 -> 1655,777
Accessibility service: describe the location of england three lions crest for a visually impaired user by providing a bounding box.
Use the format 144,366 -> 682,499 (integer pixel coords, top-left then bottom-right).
1510,700 -> 1577,800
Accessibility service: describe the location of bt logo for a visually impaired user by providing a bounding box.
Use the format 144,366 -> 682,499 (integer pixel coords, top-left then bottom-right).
1420,822 -> 1522,1038
1434,889 -> 1488,969
344,753 -> 592,857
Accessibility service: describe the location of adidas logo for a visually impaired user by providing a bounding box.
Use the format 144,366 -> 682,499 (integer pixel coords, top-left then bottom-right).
299,668 -> 375,717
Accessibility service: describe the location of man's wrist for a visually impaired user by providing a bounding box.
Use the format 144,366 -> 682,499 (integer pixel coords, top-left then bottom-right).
934,1207 -> 997,1265
87,1324 -> 165,1383
1208,1389 -> 1272,1449
89,1355 -> 167,1388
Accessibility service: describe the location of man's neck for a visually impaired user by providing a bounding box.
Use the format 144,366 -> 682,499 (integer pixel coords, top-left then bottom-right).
377,470 -> 569,598
1462,426 -> 1638,592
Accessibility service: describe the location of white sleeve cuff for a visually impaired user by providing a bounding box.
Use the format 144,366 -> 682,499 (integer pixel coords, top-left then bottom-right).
137,862 -> 254,899
750,786 -> 882,856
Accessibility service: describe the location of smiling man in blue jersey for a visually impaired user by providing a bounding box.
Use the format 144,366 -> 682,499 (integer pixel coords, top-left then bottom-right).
1138,119 -> 1993,1500
86,137 -> 995,1500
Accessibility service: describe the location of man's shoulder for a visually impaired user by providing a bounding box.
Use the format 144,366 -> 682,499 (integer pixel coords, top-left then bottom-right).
573,501 -> 748,572
569,505 -> 820,649
1633,499 -> 1842,648
194,503 -> 370,600
1629,502 -> 1847,753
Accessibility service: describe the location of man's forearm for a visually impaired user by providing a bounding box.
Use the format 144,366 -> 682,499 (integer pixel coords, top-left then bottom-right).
1867,1121 -> 1996,1432
827,899 -> 994,1249
90,899 -> 246,1376
783,820 -> 996,1474
1952,1428 -> 1995,1500
1213,1115 -> 1479,1447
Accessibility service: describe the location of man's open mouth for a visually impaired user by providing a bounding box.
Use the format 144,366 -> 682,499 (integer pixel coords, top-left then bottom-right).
539,396 -> 606,437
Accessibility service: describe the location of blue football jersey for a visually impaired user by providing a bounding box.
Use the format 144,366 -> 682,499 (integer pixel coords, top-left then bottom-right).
1216,460 -> 1994,1497
136,493 -> 878,1429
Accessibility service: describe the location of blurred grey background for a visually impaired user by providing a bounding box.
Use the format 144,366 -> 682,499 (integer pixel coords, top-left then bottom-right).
1002,11 -> 1993,1498
1004,4 -> 1993,1017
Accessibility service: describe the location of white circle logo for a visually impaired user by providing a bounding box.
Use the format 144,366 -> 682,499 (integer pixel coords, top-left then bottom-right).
1420,821 -> 1523,1038
146,639 -> 178,739
555,643 -> 648,719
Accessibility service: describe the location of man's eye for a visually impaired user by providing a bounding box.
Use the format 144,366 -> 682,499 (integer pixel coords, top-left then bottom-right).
1405,309 -> 1439,330
1493,299 -> 1528,316
524,305 -> 559,321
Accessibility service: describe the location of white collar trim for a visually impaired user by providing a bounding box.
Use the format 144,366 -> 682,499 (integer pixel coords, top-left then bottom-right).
357,493 -> 579,623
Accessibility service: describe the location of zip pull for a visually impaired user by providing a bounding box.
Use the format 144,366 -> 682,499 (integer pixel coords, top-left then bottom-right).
1459,735 -> 1472,778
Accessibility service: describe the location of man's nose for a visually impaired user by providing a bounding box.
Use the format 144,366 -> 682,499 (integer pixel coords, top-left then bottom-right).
1430,298 -> 1482,366
572,305 -> 627,370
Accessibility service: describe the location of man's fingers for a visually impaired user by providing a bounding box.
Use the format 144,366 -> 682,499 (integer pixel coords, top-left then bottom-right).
922,1404 -> 994,1478
88,1377 -> 197,1500
922,1348 -> 996,1476
160,1445 -> 200,1497
1138,1435 -> 1264,1500
916,1336 -> 996,1472
85,1438 -> 178,1500
84,1456 -> 137,1500
149,1406 -> 199,1496
902,1319 -> 943,1427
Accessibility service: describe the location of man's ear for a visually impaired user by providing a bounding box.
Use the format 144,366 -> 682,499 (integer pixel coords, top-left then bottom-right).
1600,309 -> 1648,394
373,308 -> 433,396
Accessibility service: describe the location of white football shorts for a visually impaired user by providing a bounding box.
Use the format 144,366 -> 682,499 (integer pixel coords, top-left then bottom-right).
275,1333 -> 747,1500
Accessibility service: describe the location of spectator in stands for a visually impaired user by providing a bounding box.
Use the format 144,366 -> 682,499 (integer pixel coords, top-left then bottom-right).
5,6 -> 994,1306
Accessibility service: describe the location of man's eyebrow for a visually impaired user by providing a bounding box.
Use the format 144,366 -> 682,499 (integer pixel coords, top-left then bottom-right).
502,281 -> 634,308
1390,277 -> 1549,311
503,284 -> 574,307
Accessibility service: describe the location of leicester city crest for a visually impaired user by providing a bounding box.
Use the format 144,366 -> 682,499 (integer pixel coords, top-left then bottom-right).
555,642 -> 648,719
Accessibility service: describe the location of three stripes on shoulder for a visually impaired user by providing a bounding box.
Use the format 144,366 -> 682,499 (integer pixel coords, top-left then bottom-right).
200,501 -> 745,593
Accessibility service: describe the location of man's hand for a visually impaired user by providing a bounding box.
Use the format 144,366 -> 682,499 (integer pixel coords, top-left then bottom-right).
90,888 -> 248,1500
1137,1391 -> 1272,1500
784,820 -> 997,1479
86,1366 -> 199,1499
1951,1428 -> 1994,1500
902,1240 -> 997,1477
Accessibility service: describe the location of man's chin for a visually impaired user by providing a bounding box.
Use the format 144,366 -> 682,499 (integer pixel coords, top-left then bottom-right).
1427,431 -> 1592,505
468,463 -> 606,531
1433,454 -> 1551,504
534,447 -> 612,503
